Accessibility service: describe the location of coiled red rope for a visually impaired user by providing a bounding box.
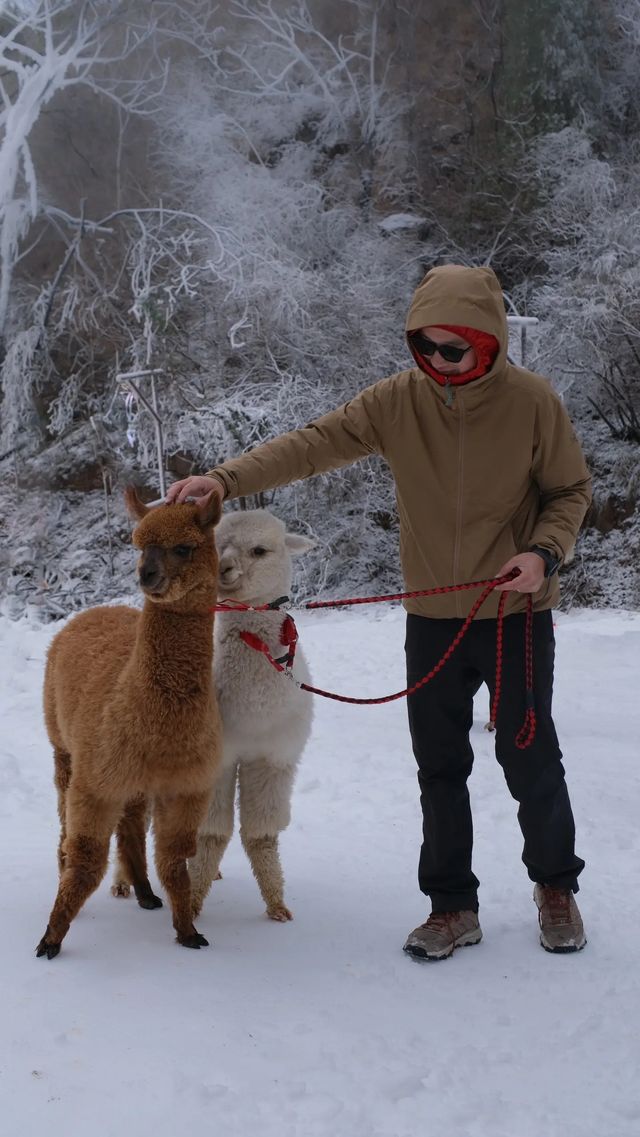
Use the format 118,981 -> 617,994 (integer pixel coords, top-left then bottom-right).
211,571 -> 537,749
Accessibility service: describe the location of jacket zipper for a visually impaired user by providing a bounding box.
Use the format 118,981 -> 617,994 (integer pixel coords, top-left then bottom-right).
452,390 -> 465,616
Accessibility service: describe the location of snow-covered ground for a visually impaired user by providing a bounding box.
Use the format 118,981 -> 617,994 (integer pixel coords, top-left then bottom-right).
2,604 -> 640,1137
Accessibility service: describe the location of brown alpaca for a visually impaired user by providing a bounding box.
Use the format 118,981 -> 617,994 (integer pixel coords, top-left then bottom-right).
36,488 -> 222,959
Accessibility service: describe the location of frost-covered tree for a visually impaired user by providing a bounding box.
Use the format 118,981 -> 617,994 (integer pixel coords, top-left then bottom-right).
0,0 -> 180,473
0,0 -> 168,341
513,124 -> 640,446
143,0 -> 440,594
507,0 -> 640,423
4,0 -> 638,619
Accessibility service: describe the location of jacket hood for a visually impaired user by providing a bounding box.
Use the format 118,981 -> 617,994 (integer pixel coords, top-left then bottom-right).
405,265 -> 509,379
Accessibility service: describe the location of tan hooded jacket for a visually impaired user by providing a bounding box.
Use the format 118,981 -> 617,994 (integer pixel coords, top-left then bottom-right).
207,265 -> 592,618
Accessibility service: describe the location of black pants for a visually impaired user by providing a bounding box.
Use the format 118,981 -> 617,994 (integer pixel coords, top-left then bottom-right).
405,611 -> 585,913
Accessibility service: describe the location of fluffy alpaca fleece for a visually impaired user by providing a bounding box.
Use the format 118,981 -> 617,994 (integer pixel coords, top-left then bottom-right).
36,489 -> 222,959
188,508 -> 314,922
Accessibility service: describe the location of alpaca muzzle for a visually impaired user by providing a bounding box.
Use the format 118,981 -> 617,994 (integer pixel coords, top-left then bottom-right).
139,548 -> 169,595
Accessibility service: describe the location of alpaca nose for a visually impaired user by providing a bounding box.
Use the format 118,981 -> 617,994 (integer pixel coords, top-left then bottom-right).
140,564 -> 162,588
219,560 -> 240,583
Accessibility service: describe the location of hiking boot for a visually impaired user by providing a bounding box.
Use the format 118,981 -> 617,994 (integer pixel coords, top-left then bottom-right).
403,910 -> 482,961
534,884 -> 586,953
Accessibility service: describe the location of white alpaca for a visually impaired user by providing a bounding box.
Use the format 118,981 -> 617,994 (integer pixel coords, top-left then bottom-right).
188,508 -> 314,922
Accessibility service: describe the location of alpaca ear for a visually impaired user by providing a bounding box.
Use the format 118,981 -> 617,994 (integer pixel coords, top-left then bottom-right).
285,533 -> 316,557
124,486 -> 150,521
195,489 -> 222,529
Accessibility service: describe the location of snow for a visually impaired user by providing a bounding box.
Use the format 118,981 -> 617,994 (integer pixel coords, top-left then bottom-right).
2,603 -> 640,1136
378,212 -> 426,231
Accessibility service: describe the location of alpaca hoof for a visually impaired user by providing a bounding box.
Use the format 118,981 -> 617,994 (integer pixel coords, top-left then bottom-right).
36,937 -> 61,960
177,931 -> 209,949
138,893 -> 163,910
111,882 -> 131,898
267,905 -> 293,922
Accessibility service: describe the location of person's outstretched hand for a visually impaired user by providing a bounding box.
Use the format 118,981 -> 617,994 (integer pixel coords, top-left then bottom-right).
494,552 -> 546,593
165,475 -> 224,505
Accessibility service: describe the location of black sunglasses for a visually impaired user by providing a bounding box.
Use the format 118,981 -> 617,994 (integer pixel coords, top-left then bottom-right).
413,332 -> 473,364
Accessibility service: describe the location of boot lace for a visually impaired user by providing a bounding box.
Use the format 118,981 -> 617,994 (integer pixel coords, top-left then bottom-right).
422,911 -> 464,932
541,887 -> 572,925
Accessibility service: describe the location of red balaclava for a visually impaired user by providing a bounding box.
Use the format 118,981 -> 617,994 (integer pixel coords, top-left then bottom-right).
409,324 -> 500,386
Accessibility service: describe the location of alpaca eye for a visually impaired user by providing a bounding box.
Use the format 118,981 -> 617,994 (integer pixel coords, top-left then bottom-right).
174,545 -> 194,558
252,546 -> 268,557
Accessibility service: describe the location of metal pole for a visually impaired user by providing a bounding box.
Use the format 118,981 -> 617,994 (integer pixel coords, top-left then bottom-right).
506,315 -> 538,367
149,374 -> 166,499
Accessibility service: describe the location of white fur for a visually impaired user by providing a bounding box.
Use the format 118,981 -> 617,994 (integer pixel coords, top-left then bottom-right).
189,508 -> 314,920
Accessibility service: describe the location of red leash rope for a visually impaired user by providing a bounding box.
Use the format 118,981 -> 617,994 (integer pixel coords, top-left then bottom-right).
212,572 -> 519,614
211,572 -> 537,749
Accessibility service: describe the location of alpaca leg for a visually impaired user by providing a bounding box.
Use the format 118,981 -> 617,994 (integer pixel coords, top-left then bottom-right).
112,795 -> 161,910
110,798 -> 141,899
111,850 -> 131,898
153,793 -> 211,948
53,748 -> 72,876
36,792 -> 121,959
189,764 -> 237,918
111,811 -> 133,899
238,760 -> 296,921
190,836 -> 230,919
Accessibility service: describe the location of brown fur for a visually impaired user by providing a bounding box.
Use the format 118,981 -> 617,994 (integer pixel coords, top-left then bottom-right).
36,489 -> 222,958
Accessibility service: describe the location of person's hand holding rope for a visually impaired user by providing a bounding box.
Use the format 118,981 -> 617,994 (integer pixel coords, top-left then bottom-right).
495,552 -> 546,593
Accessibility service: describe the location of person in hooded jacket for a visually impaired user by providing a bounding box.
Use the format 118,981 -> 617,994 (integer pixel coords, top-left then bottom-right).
167,264 -> 591,960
